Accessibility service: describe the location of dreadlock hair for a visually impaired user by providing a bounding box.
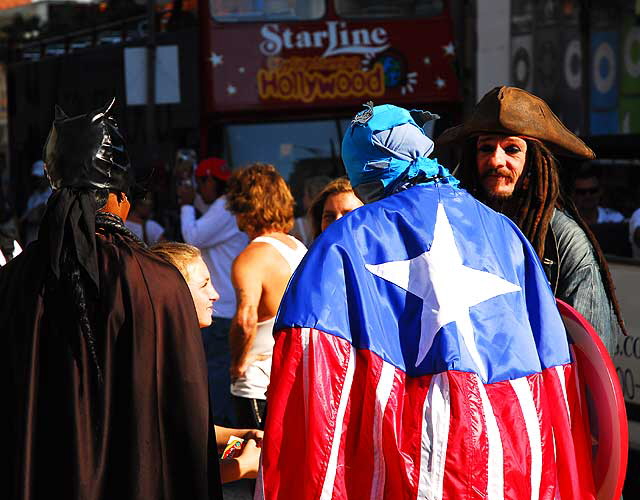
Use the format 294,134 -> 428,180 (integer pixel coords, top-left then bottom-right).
458,137 -> 627,335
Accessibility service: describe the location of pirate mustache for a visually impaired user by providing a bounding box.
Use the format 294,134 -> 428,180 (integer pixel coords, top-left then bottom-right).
480,168 -> 516,183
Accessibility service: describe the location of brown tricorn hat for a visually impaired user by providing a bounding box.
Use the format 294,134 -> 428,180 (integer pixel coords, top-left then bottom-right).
437,86 -> 595,159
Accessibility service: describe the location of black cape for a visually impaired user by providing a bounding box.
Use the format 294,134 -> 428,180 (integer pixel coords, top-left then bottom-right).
0,229 -> 222,499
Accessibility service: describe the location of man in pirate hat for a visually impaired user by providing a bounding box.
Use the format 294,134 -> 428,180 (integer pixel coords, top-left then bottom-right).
437,86 -> 625,354
0,100 -> 222,499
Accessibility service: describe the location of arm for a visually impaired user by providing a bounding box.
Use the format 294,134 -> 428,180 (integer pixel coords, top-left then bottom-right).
553,211 -> 619,355
219,438 -> 261,483
180,197 -> 239,248
557,259 -> 617,355
229,249 -> 264,379
214,425 -> 264,452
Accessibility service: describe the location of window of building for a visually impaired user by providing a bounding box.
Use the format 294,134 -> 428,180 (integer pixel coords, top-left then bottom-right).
210,0 -> 324,22
334,0 -> 443,19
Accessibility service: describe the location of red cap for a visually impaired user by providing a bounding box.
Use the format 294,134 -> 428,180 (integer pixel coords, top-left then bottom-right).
195,157 -> 231,181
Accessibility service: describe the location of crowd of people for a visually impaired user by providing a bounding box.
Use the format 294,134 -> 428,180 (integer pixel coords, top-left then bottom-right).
0,87 -> 629,499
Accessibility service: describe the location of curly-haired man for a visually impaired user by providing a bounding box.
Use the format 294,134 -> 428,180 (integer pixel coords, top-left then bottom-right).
225,163 -> 307,428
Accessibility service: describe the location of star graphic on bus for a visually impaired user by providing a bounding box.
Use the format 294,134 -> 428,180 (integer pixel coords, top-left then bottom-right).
423,56 -> 431,65
210,52 -> 223,67
401,72 -> 418,95
226,84 -> 237,95
443,42 -> 455,56
435,77 -> 446,89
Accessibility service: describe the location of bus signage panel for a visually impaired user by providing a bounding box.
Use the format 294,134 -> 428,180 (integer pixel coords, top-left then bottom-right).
204,18 -> 461,112
259,22 -> 390,57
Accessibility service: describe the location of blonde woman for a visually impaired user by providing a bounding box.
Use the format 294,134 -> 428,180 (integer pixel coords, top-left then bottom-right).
151,242 -> 262,483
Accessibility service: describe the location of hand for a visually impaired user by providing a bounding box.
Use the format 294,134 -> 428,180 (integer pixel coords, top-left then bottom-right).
236,439 -> 261,479
241,429 -> 264,447
176,184 -> 196,206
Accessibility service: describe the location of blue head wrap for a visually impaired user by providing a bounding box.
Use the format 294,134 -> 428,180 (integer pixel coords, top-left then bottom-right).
342,104 -> 458,201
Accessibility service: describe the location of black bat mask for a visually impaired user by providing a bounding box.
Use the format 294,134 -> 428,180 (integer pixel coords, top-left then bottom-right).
43,98 -> 131,194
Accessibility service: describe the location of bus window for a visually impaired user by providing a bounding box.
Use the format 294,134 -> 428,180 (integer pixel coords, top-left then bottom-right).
335,0 -> 443,19
225,120 -> 342,183
226,120 -> 345,217
210,0 -> 324,21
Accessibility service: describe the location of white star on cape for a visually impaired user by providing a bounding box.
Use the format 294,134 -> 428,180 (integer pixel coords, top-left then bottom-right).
435,77 -> 446,89
210,52 -> 223,66
226,84 -> 237,95
365,203 -> 521,381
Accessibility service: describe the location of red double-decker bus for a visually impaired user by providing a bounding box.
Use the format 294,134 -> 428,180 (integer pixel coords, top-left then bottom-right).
3,1 -> 462,216
197,0 -> 462,191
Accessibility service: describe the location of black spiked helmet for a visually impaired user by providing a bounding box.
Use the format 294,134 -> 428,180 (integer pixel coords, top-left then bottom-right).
39,98 -> 134,294
43,98 -> 132,194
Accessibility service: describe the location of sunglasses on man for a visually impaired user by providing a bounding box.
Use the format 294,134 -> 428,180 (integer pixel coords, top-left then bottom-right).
574,187 -> 599,195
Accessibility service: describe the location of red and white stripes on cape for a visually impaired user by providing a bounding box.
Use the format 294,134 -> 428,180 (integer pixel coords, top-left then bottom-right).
256,328 -> 596,500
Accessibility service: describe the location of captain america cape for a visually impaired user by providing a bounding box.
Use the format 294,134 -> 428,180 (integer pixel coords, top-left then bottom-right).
257,183 -> 595,500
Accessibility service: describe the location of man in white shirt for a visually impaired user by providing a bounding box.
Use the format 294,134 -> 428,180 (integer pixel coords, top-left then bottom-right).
572,167 -> 624,225
177,157 -> 248,426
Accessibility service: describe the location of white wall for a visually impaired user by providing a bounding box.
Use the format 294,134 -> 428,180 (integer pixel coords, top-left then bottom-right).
476,0 -> 511,100
610,260 -> 640,450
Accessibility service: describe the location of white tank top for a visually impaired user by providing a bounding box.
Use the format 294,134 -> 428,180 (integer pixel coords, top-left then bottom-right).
230,235 -> 307,400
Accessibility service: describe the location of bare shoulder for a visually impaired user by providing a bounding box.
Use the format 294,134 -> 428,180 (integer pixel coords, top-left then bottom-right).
239,238 -> 293,262
233,234 -> 303,278
235,241 -> 273,265
231,242 -> 273,282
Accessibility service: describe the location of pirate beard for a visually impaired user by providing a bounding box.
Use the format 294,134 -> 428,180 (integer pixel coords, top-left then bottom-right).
477,169 -> 524,213
482,188 -> 522,210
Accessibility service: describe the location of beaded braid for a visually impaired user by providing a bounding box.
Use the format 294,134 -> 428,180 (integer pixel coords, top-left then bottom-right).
52,202 -> 147,388
61,245 -> 103,384
95,211 -> 146,247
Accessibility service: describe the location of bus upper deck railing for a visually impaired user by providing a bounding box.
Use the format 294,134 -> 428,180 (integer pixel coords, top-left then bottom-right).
7,10 -> 191,64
